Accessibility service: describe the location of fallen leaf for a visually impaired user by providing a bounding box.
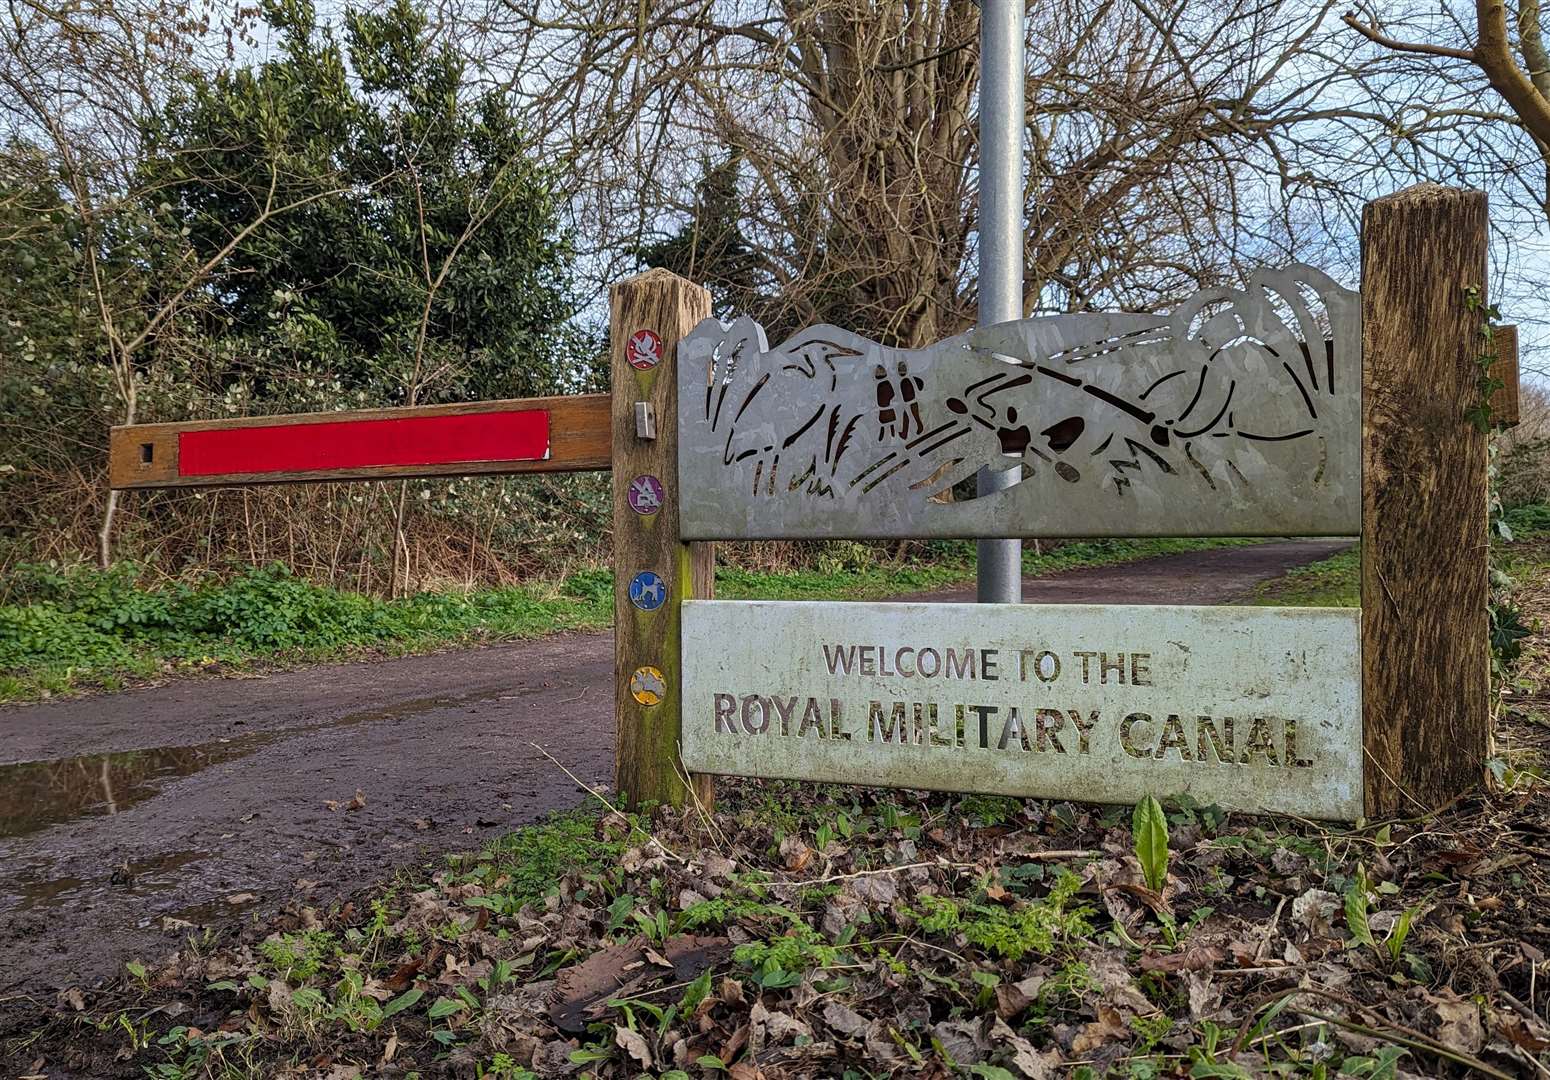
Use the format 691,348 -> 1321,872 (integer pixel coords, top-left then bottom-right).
751,1000 -> 813,1051
614,1024 -> 653,1068
266,979 -> 293,1016
848,873 -> 899,905
995,980 -> 1033,1019
550,935 -> 731,1033
1139,945 -> 1224,973
382,957 -> 424,992
1428,992 -> 1485,1054
1106,881 -> 1172,917
932,1018 -> 986,1065
1071,1004 -> 1127,1054
1500,1016 -> 1550,1053
990,1016 -> 1060,1079
780,834 -> 813,872
1185,970 -> 1221,1020
225,892 -> 256,905
721,1021 -> 750,1062
823,1001 -> 868,1036
1291,887 -> 1340,937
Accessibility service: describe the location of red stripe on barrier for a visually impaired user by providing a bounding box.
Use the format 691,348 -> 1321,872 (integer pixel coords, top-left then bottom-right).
178,410 -> 551,477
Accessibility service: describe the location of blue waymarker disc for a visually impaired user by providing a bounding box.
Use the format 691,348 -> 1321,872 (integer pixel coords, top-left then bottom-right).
629,571 -> 667,611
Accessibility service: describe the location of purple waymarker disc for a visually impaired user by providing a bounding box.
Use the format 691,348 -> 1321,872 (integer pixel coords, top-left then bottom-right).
627,474 -> 665,515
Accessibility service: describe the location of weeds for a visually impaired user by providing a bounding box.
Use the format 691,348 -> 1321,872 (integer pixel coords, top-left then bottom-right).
908,870 -> 1092,962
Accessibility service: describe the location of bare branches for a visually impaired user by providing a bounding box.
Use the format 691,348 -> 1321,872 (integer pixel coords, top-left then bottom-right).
1474,0 -> 1550,147
1341,12 -> 1475,61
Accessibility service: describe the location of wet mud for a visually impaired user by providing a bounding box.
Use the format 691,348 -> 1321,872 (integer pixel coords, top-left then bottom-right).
0,540 -> 1349,992
0,635 -> 615,992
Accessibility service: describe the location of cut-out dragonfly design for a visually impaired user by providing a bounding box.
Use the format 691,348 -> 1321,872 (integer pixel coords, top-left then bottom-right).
677,266 -> 1360,539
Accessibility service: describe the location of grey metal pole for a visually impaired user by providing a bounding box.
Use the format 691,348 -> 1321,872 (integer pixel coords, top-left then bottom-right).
976,0 -> 1024,604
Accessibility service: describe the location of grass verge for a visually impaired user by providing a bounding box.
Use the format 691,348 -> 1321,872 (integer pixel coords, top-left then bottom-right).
0,537 -> 1257,704
1247,545 -> 1360,607
1241,501 -> 1550,611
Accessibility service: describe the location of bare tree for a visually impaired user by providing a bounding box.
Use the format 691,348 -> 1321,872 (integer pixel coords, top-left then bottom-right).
1337,0 -> 1550,374
468,0 -> 1426,346
1344,0 -> 1550,194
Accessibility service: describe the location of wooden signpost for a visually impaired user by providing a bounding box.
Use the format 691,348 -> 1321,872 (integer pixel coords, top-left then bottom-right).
608,270 -> 715,811
109,184 -> 1511,821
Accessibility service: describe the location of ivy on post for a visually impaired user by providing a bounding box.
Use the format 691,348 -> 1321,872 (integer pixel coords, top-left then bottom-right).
609,269 -> 716,810
1360,184 -> 1491,818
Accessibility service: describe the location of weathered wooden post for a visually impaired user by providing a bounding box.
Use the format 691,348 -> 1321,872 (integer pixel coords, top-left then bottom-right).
610,269 -> 716,810
1361,184 -> 1491,817
1492,325 -> 1520,429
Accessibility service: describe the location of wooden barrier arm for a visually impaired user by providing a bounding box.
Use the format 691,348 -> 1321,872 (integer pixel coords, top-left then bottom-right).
108,394 -> 611,489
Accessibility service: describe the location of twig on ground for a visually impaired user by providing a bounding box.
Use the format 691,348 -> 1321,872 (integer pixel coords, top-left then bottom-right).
1233,985 -> 1516,1079
527,741 -> 684,864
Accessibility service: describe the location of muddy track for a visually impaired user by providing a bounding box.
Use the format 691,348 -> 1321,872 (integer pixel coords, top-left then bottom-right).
0,539 -> 1351,992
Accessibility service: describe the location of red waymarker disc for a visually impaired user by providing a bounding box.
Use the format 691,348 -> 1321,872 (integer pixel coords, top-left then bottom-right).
627,329 -> 664,370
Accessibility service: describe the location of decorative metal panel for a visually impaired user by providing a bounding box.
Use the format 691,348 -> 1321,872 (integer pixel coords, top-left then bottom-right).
681,599 -> 1363,820
677,267 -> 1359,539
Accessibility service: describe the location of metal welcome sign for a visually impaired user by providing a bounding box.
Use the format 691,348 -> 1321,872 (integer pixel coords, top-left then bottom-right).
677,267 -> 1360,539
678,266 -> 1367,819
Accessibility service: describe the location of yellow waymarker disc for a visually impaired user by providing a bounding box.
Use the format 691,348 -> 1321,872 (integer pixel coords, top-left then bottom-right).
629,665 -> 667,706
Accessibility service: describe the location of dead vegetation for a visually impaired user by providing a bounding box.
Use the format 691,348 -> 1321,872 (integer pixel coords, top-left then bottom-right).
3,568 -> 1548,1080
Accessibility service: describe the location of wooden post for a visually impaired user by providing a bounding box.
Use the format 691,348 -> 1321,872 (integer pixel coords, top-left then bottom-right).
610,269 -> 715,810
1492,325 -> 1520,429
1361,184 -> 1491,818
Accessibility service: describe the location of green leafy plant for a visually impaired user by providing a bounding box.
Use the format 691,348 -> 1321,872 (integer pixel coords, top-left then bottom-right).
908,871 -> 1091,961
733,923 -> 844,987
1463,286 -> 1504,433
1344,870 -> 1376,951
1133,795 -> 1171,892
1385,904 -> 1421,965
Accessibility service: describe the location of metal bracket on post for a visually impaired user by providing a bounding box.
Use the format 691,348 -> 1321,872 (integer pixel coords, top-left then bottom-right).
634,402 -> 657,440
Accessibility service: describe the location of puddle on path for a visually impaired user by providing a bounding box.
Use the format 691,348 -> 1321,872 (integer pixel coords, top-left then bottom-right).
2,850 -> 207,913
0,686 -> 515,839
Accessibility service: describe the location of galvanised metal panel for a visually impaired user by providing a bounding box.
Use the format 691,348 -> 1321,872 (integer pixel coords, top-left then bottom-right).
677,267 -> 1359,539
681,599 -> 1363,820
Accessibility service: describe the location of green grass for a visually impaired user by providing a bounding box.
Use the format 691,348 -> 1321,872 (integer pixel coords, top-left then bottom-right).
1504,501 -> 1550,538
717,536 -> 1259,602
1239,501 -> 1550,611
1248,546 -> 1360,607
0,537 -> 1256,703
0,563 -> 616,704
